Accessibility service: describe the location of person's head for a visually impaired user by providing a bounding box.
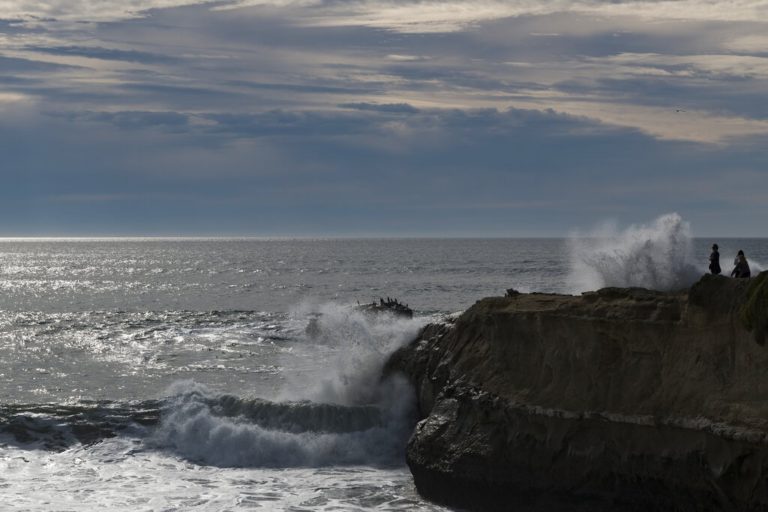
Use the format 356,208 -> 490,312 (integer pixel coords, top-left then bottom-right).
712,244 -> 718,251
738,250 -> 744,256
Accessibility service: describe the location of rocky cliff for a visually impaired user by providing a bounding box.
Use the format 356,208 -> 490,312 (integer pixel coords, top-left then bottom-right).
384,273 -> 768,511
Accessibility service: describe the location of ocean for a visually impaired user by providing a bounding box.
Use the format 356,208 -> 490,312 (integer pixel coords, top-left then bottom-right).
1,227 -> 766,510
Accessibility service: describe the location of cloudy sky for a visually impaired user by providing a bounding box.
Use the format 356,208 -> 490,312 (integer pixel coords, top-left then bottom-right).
1,0 -> 767,236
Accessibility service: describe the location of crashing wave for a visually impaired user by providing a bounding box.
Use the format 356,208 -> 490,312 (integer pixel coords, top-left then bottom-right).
151,379 -> 415,468
567,213 -> 701,293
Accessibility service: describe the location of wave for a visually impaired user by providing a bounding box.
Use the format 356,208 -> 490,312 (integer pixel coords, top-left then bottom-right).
0,400 -> 160,451
1,304 -> 425,470
149,305 -> 426,468
151,379 -> 415,468
210,395 -> 383,434
0,382 -> 414,469
567,213 -> 702,293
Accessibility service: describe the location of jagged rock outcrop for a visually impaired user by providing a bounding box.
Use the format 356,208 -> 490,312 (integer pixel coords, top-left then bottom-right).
384,273 -> 768,511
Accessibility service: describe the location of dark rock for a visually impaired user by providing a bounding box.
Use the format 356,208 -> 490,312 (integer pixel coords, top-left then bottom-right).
385,272 -> 768,511
355,297 -> 413,318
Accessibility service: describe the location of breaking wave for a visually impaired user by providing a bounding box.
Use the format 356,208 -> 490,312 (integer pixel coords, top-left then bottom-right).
151,304 -> 426,468
153,379 -> 415,468
567,213 -> 702,293
1,304 -> 426,469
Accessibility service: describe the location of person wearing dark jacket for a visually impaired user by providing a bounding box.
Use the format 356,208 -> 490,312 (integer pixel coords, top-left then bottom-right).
731,250 -> 751,278
709,244 -> 721,275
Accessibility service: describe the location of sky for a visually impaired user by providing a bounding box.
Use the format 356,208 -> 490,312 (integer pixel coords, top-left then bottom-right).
0,0 -> 767,236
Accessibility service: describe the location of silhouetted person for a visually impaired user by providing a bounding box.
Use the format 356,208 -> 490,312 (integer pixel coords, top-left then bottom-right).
709,244 -> 721,275
731,250 -> 751,278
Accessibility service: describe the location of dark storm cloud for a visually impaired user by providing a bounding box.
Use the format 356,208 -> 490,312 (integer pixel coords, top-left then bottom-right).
338,102 -> 419,113
0,74 -> 38,85
228,80 -> 376,95
0,54 -> 80,72
0,17 -> 48,34
62,110 -> 192,130
27,45 -> 179,64
1,98 -> 767,235
60,105 -> 602,141
201,110 -> 379,137
50,108 -> 387,138
120,82 -> 233,98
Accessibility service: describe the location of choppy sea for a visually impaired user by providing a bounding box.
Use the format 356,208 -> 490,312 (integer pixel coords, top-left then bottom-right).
1,227 -> 766,510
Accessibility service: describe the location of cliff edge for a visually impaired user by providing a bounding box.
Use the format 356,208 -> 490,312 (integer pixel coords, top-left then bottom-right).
384,273 -> 768,511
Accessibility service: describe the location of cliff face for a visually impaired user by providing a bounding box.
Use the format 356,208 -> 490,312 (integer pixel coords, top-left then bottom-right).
385,274 -> 768,511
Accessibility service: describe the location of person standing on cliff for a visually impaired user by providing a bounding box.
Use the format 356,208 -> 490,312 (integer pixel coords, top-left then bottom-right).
731,250 -> 751,278
709,244 -> 721,275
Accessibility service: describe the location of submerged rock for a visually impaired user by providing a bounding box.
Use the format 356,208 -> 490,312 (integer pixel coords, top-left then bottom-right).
355,297 -> 414,319
384,272 -> 768,511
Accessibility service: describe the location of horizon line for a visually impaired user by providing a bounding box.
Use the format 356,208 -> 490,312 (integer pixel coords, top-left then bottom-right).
0,235 -> 765,241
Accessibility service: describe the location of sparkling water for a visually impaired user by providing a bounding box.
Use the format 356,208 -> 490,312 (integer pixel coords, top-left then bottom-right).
1,230 -> 766,510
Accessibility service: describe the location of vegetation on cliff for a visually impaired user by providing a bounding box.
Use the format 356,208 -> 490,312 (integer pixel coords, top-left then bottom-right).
741,271 -> 768,345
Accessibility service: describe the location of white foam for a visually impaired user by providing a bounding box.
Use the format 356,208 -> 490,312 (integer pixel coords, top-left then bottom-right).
0,309 -> 441,509
153,378 -> 415,468
284,301 -> 426,406
151,302 -> 426,469
0,437 -> 443,511
567,213 -> 702,292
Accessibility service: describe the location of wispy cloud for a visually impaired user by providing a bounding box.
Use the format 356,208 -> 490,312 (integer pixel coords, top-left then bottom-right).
235,1 -> 768,33
0,1 -> 210,22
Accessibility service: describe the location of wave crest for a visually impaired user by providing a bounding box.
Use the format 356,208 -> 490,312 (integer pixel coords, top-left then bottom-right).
153,379 -> 415,468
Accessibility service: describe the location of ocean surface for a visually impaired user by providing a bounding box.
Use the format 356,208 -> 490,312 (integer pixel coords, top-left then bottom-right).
1,228 -> 767,510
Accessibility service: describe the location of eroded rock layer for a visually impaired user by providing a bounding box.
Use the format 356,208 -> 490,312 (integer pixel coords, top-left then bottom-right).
384,274 -> 768,511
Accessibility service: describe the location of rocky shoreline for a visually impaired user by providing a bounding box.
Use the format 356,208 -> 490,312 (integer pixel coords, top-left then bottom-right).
384,273 -> 768,511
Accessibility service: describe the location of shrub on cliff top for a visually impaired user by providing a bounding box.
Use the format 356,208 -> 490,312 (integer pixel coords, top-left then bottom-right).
741,271 -> 768,345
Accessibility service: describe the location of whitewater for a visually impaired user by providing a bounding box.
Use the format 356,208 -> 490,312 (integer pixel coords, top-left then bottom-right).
1,215 -> 766,511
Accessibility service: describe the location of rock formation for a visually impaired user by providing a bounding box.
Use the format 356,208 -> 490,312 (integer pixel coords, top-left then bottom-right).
384,273 -> 768,511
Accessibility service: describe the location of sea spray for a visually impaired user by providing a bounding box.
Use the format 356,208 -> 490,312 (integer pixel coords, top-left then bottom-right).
284,301 -> 426,406
153,304 -> 425,468
568,213 -> 702,292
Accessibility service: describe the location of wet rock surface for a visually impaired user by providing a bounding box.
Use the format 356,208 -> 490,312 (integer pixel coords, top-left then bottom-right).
385,273 -> 768,511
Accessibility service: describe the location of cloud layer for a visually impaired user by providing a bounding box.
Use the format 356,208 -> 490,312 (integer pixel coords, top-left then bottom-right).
1,0 -> 766,235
